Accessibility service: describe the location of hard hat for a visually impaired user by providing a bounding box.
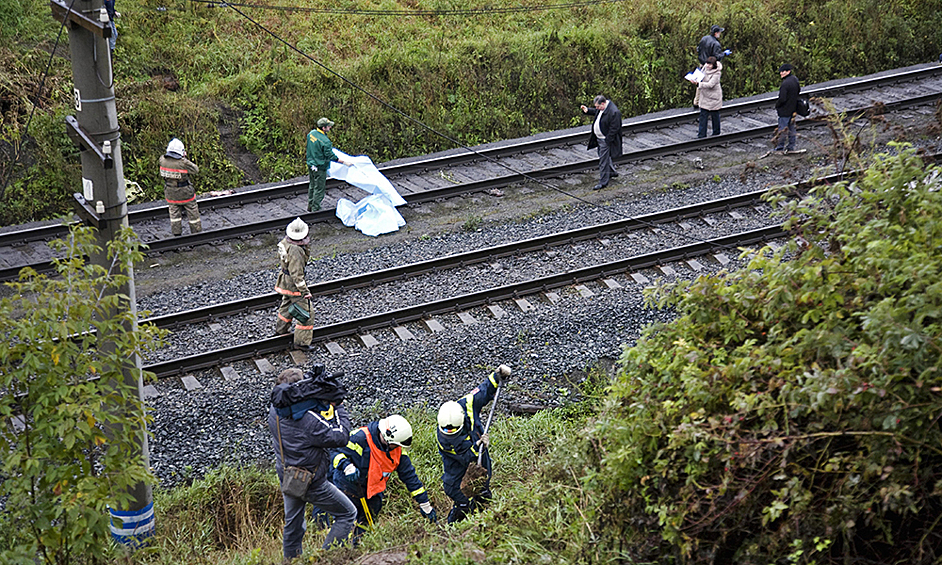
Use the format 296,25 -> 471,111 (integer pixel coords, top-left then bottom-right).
286,217 -> 309,240
378,415 -> 413,447
166,138 -> 185,155
437,401 -> 465,435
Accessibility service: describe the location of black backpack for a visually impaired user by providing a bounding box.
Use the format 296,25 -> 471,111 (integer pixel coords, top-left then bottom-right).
796,96 -> 811,117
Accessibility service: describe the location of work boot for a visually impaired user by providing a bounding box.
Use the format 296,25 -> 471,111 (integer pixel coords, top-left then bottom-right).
292,343 -> 316,352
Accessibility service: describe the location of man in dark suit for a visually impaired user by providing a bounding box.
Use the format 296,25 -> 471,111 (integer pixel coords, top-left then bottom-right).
580,95 -> 622,190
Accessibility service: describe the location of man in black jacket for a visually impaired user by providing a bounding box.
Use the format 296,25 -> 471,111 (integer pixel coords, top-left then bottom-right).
580,95 -> 622,190
697,25 -> 731,67
268,367 -> 357,560
774,64 -> 800,153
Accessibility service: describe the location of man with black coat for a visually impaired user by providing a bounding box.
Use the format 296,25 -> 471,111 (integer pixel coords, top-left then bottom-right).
580,95 -> 622,190
268,366 -> 357,560
774,63 -> 801,153
697,25 -> 731,67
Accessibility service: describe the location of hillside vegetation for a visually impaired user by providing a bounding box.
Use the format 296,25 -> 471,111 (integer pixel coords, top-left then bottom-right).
2,145 -> 938,565
1,0 -> 941,224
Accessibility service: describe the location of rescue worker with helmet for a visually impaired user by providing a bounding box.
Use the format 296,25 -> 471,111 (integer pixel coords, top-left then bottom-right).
436,364 -> 512,523
275,218 -> 315,351
158,137 -> 201,236
329,415 -> 437,541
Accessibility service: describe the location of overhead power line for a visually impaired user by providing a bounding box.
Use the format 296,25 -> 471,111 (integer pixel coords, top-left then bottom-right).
193,0 -> 626,17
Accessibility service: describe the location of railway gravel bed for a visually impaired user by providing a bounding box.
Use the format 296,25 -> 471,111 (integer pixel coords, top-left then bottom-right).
145,173 -> 773,487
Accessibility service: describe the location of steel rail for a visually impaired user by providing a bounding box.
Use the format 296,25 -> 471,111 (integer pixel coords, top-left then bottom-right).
6,89 -> 937,284
142,224 -> 785,378
141,154 -> 880,331
2,64 -> 938,251
142,188 -> 774,329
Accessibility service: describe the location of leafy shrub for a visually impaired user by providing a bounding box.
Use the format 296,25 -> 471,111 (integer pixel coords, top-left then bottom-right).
580,145 -> 942,563
0,224 -> 165,565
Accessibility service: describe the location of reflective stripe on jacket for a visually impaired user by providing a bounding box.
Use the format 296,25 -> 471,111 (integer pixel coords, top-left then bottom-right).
159,155 -> 199,204
275,237 -> 310,296
330,421 -> 430,506
437,371 -> 499,503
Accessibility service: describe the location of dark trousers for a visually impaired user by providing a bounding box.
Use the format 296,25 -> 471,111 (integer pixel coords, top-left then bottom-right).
447,488 -> 492,524
698,108 -> 720,137
595,137 -> 616,188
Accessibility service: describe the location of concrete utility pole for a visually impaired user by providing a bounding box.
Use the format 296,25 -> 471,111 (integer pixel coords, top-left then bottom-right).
50,0 -> 154,546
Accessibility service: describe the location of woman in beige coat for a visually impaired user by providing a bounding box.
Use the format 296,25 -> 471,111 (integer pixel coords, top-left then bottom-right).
695,57 -> 723,137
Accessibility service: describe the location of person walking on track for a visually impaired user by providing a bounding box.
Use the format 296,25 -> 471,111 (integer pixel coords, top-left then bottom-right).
274,218 -> 316,351
329,415 -> 438,542
436,364 -> 512,523
158,137 -> 201,236
305,117 -> 352,212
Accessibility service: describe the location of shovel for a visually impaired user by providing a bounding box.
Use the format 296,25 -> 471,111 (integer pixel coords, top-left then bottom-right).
460,382 -> 501,498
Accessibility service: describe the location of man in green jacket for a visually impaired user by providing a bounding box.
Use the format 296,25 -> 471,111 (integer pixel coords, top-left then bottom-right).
306,117 -> 352,212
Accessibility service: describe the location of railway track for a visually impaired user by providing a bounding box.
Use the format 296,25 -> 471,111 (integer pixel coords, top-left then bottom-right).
2,63 -> 940,282
141,183 -> 793,380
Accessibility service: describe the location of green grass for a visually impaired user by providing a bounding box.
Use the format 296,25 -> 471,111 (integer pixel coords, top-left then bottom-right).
138,371 -> 609,564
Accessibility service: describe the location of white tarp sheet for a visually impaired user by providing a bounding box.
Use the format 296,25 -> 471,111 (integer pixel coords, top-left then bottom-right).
328,149 -> 407,236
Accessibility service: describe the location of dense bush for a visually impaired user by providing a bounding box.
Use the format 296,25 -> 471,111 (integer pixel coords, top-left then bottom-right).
576,145 -> 942,563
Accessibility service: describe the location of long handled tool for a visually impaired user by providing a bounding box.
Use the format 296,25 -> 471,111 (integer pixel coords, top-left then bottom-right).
460,382 -> 502,497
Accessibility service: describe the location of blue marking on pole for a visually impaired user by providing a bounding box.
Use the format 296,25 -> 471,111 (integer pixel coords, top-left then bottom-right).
109,501 -> 155,547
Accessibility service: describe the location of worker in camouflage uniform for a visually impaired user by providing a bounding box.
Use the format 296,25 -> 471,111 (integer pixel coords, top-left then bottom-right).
159,137 -> 201,236
275,218 -> 315,351
329,415 -> 437,542
305,117 -> 351,212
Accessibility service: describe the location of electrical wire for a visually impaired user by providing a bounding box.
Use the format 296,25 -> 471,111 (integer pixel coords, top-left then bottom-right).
193,0 -> 627,17
0,0 -> 78,203
222,3 -> 724,248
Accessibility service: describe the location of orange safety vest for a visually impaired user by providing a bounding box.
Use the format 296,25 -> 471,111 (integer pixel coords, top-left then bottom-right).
362,427 -> 401,499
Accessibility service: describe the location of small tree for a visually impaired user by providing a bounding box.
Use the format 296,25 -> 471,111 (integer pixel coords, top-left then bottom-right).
0,224 -> 164,565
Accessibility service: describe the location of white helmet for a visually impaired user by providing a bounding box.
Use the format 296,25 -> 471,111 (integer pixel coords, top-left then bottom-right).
166,137 -> 185,156
378,415 -> 413,447
437,401 -> 465,435
286,217 -> 309,240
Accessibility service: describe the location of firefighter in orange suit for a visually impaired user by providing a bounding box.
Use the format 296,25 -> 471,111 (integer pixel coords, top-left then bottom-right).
158,137 -> 201,236
329,415 -> 437,542
274,218 -> 315,351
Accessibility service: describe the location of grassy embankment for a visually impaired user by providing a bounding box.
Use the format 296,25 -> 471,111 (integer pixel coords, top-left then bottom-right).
1,0 -> 940,224
145,396 -> 608,565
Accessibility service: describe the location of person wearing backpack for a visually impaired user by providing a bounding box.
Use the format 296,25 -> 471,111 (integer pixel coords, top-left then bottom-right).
774,64 -> 800,153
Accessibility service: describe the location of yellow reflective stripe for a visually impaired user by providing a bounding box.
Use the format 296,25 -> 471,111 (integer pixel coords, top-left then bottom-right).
348,440 -> 363,456
332,453 -> 347,469
488,371 -> 499,388
410,486 -> 426,498
437,439 -> 456,455
462,392 -> 476,428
